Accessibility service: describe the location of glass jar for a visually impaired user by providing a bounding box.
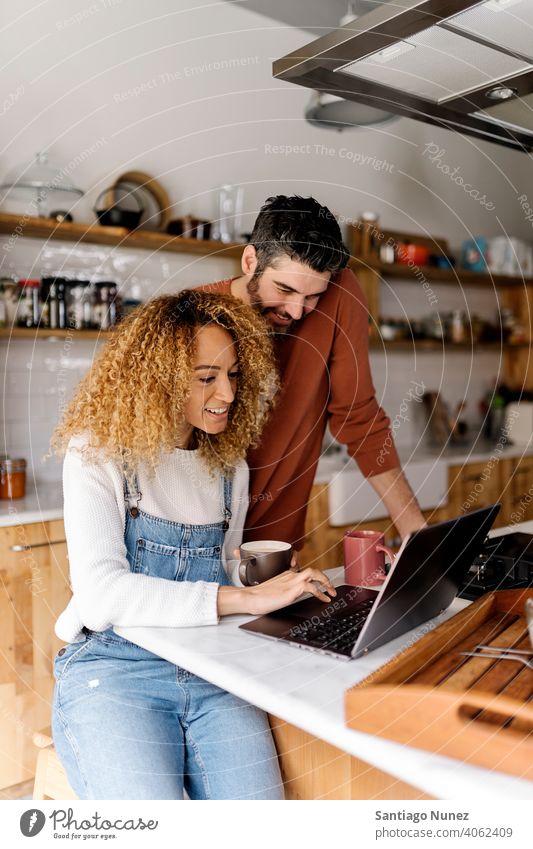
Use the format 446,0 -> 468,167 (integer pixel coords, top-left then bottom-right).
0,458 -> 27,499
1,278 -> 20,326
449,309 -> 466,344
68,281 -> 89,329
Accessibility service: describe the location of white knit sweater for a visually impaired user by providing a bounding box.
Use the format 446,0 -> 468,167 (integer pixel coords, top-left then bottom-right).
55,435 -> 249,643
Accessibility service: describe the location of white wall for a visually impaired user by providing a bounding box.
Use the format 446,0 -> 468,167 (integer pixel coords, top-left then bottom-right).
1,0 -> 531,481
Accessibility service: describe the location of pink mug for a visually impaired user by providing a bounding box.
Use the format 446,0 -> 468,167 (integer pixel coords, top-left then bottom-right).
343,529 -> 396,587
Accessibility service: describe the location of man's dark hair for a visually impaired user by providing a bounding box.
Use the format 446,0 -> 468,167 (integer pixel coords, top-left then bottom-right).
250,195 -> 349,278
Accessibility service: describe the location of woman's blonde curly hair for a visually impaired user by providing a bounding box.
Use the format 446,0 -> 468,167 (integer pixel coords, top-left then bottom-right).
51,290 -> 278,478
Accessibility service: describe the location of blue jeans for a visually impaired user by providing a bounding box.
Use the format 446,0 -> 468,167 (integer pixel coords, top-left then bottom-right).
52,474 -> 283,800
53,631 -> 284,800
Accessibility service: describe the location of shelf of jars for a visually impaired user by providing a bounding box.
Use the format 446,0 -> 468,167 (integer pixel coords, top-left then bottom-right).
0,212 -> 244,258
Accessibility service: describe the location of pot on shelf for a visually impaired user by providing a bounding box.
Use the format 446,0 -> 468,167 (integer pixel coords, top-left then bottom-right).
94,185 -> 144,229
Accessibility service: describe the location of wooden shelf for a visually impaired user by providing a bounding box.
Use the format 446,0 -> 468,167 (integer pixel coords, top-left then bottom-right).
0,327 -> 110,339
1,327 -> 528,347
0,211 -> 530,286
0,211 -> 244,259
349,257 -> 533,287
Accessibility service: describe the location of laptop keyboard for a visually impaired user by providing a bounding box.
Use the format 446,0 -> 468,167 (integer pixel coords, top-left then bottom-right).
292,598 -> 375,654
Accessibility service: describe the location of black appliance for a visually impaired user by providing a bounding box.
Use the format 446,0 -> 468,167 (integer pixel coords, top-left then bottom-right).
459,531 -> 533,600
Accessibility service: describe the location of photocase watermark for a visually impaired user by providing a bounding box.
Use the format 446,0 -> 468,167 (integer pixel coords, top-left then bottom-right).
19,806 -> 159,838
1,85 -> 24,116
421,143 -> 496,211
113,56 -> 260,102
376,380 -> 426,467
263,142 -> 394,172
56,0 -> 122,29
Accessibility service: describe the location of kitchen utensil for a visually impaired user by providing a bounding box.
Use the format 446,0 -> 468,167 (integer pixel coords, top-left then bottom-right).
422,391 -> 453,446
526,598 -> 533,650
113,170 -> 171,230
167,216 -> 212,239
460,237 -> 488,272
396,243 -> 429,266
94,186 -> 144,229
470,644 -> 533,656
459,650 -> 533,670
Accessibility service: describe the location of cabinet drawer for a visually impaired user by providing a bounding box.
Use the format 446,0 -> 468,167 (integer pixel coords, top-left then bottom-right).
447,462 -> 502,514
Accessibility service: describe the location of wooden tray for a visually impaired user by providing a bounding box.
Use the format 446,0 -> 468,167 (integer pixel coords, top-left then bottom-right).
345,589 -> 533,780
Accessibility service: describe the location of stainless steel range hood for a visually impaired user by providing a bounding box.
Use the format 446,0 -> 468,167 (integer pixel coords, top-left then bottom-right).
273,0 -> 533,151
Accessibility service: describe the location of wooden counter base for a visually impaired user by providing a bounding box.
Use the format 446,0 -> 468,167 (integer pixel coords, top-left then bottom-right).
269,716 -> 434,800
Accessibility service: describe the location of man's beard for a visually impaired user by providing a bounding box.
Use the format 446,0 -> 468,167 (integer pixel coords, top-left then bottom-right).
246,275 -> 297,335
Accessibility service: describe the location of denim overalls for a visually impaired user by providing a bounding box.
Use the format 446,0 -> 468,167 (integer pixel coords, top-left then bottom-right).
52,473 -> 283,800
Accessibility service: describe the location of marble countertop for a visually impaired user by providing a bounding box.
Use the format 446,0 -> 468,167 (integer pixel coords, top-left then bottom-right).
116,521 -> 533,801
0,480 -> 64,526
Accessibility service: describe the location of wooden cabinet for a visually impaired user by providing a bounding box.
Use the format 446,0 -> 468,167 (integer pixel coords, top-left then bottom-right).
500,456 -> 533,525
269,716 -> 432,800
446,460 -> 503,518
0,519 -> 71,790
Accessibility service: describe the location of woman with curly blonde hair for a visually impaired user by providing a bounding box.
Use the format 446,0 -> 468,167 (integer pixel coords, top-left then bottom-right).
51,290 -> 335,801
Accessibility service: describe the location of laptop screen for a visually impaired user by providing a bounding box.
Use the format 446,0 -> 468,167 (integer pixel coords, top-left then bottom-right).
352,505 -> 500,657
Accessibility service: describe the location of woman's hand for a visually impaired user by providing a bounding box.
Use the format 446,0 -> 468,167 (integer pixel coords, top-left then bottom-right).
217,566 -> 336,618
244,567 -> 336,616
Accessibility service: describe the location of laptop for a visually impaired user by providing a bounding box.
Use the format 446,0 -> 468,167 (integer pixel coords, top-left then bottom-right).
239,505 -> 500,660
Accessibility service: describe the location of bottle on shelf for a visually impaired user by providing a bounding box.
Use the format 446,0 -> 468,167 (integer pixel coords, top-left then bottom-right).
358,212 -> 380,259
68,281 -> 90,330
449,309 -> 466,344
0,287 -> 6,328
17,279 -> 40,328
48,279 -> 59,329
81,283 -> 94,329
108,283 -> 119,327
57,279 -> 67,329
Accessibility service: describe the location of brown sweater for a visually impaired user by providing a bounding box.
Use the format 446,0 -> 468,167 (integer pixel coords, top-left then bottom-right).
201,268 -> 400,549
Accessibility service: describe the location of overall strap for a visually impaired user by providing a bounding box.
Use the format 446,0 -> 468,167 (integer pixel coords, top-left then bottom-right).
123,469 -> 142,518
222,476 -> 233,532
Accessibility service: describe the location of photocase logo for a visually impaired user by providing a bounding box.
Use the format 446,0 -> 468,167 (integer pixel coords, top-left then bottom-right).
20,809 -> 46,837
